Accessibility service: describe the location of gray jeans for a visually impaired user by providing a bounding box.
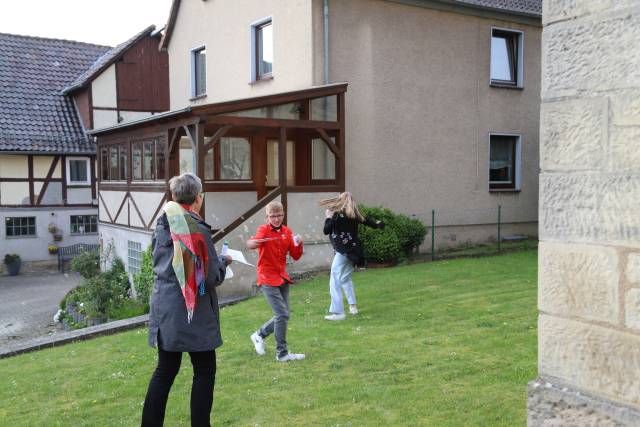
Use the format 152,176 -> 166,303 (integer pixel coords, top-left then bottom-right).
258,283 -> 290,357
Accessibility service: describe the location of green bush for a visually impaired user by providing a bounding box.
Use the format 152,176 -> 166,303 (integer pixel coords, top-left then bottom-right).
358,205 -> 427,263
106,299 -> 148,320
71,249 -> 100,279
133,246 -> 153,311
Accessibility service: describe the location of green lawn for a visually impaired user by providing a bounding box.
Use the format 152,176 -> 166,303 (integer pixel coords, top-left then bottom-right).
0,250 -> 538,426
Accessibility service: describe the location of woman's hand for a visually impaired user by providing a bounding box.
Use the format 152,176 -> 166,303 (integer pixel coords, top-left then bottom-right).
325,209 -> 333,219
224,255 -> 233,266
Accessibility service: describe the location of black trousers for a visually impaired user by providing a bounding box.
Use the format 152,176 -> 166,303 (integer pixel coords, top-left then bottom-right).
141,347 -> 217,427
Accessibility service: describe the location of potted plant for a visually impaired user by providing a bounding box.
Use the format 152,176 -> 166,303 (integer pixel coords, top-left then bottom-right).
48,244 -> 59,255
4,254 -> 21,276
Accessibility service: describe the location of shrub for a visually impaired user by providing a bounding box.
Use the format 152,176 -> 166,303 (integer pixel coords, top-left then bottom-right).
71,249 -> 100,279
133,246 -> 153,311
358,205 -> 427,263
4,254 -> 20,264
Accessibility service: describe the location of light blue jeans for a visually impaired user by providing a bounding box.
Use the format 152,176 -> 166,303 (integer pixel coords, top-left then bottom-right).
329,252 -> 356,314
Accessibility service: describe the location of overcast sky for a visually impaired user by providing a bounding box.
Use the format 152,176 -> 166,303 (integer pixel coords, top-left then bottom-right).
0,0 -> 174,46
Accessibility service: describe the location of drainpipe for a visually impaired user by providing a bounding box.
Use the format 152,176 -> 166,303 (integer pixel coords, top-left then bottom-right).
323,0 -> 329,84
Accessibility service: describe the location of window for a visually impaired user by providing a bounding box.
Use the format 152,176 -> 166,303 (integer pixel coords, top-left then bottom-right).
311,138 -> 336,181
103,144 -> 128,181
101,138 -> 164,182
128,240 -> 143,274
5,216 -> 36,237
220,138 -> 251,180
251,18 -> 273,81
70,215 -> 98,234
489,134 -> 520,190
67,157 -> 90,185
490,28 -> 523,87
191,46 -> 206,97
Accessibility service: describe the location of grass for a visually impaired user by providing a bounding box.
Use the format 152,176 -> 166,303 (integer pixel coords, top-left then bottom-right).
0,250 -> 538,426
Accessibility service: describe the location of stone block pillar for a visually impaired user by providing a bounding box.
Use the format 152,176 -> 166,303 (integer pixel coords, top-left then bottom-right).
529,1 -> 640,425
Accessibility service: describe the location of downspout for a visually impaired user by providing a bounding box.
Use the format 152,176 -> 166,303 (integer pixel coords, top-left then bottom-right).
323,0 -> 329,84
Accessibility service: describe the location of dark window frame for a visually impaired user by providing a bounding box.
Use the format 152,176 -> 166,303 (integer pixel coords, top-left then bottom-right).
490,28 -> 523,88
191,46 -> 207,97
253,19 -> 273,81
99,137 -> 165,182
5,216 -> 36,237
70,214 -> 98,234
489,134 -> 519,191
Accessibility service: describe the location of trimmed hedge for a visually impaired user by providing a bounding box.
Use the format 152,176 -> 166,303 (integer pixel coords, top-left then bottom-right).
358,205 -> 427,264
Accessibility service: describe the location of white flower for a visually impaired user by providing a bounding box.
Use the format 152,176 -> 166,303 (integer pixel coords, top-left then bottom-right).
53,309 -> 63,323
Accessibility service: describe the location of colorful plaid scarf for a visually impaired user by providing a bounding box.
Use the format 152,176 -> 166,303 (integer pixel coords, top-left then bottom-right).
163,201 -> 209,323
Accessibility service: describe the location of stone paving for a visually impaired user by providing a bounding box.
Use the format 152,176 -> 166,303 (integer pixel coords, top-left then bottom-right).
0,272 -> 80,347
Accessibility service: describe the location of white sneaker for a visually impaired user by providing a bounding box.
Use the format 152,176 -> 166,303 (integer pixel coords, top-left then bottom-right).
276,352 -> 305,362
349,305 -> 359,315
250,332 -> 266,356
324,313 -> 346,321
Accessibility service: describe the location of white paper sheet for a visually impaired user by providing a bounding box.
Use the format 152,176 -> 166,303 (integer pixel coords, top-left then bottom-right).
225,248 -> 254,266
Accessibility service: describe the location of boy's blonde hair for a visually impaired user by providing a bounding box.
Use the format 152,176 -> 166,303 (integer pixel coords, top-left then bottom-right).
318,192 -> 364,221
266,201 -> 284,215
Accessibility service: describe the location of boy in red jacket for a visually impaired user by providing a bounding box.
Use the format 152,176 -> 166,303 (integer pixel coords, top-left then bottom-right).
246,201 -> 305,362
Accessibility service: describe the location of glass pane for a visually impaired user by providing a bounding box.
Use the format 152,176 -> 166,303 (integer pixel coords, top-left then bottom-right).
311,96 -> 337,121
490,136 -> 514,183
179,137 -> 194,174
220,138 -> 251,180
195,49 -> 206,96
110,147 -> 119,180
223,102 -> 301,120
70,160 -> 87,182
266,140 -> 295,186
311,138 -> 336,180
132,142 -> 142,180
258,22 -> 273,77
491,34 -> 515,82
101,148 -> 109,180
119,145 -> 128,181
156,138 -> 166,180
204,148 -> 214,180
144,140 -> 154,180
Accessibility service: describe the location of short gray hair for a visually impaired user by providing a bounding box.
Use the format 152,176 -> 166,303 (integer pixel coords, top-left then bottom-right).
169,173 -> 202,204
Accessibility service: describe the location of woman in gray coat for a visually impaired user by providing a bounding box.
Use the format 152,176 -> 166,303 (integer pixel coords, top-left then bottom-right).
141,173 -> 231,427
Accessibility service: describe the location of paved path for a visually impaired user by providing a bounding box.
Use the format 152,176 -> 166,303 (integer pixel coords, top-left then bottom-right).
0,272 -> 80,347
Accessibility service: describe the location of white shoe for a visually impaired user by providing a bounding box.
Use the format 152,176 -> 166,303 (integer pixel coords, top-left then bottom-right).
276,352 -> 305,362
250,332 -> 266,356
324,313 -> 346,321
349,305 -> 359,315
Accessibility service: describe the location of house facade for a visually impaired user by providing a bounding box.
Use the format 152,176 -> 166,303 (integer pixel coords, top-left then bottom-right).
92,0 -> 541,299
0,28 -> 169,272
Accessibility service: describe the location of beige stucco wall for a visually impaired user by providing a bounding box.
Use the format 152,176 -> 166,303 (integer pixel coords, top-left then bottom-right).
0,155 -> 28,178
315,0 -> 540,228
92,64 -> 117,108
167,0 -> 314,109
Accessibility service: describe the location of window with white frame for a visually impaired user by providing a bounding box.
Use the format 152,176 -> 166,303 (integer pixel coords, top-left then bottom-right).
191,46 -> 206,97
5,216 -> 36,237
251,18 -> 273,81
128,240 -> 143,274
67,157 -> 90,185
490,28 -> 523,88
489,134 -> 521,190
70,215 -> 98,234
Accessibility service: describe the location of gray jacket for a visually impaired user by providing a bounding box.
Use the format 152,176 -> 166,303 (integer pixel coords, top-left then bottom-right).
148,212 -> 227,352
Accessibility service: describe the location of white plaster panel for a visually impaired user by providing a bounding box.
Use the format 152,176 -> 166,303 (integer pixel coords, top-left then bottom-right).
32,156 -> 56,178
625,288 -> 640,331
120,111 -> 154,123
1,207 -> 98,262
93,109 -> 119,130
611,90 -> 640,126
99,224 -> 152,274
610,126 -> 640,173
41,182 -> 62,205
627,253 -> 640,284
67,188 -> 92,205
130,192 -> 165,227
129,199 -> 145,229
91,64 -> 117,107
539,242 -> 619,324
33,182 -> 44,200
539,314 -> 640,407
0,182 -> 29,205
543,0 -> 612,25
99,191 -> 126,222
0,155 -> 27,178
540,98 -> 607,171
115,203 -> 129,226
205,192 -> 258,230
539,173 -> 640,244
542,10 -> 640,99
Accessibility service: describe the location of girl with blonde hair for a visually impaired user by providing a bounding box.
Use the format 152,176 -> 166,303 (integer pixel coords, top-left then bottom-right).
319,192 -> 384,320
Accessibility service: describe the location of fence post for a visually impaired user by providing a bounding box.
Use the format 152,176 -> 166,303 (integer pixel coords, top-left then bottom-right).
497,205 -> 502,252
431,209 -> 435,261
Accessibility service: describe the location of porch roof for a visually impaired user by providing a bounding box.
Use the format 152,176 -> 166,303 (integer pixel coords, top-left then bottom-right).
88,82 -> 348,136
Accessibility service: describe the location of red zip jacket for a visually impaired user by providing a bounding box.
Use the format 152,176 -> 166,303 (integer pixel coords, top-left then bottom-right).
252,223 -> 303,286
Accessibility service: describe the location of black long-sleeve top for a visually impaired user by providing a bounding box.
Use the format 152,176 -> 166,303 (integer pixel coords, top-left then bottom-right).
323,212 -> 380,256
